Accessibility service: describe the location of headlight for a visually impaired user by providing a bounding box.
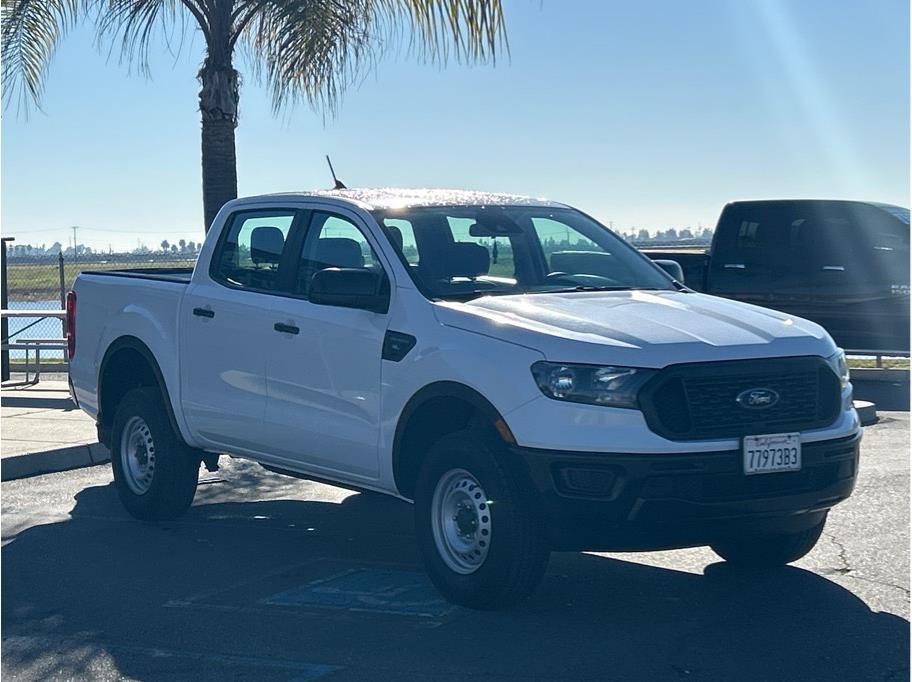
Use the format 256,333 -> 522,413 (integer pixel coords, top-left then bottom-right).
531,361 -> 655,408
826,348 -> 850,388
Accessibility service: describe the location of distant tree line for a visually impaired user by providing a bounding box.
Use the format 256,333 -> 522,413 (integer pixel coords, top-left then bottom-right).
7,239 -> 202,259
619,227 -> 714,245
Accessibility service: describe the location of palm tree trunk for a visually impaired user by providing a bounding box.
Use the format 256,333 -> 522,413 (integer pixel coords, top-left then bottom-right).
198,57 -> 239,231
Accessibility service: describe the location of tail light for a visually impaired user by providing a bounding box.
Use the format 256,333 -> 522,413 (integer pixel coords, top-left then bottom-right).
66,291 -> 76,359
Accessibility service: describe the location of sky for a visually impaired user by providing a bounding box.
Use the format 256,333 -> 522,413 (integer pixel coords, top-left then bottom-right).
1,0 -> 909,251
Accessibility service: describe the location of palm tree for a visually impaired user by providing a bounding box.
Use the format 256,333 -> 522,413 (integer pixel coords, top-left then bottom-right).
2,0 -> 506,230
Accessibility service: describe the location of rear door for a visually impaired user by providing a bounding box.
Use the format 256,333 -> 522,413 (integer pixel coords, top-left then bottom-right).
261,208 -> 391,479
180,208 -> 302,452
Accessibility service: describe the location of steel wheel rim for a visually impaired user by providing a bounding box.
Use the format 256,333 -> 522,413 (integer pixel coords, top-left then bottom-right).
431,468 -> 492,575
120,416 -> 156,495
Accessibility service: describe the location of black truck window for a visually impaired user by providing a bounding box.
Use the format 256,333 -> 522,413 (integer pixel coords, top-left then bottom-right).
785,204 -> 909,288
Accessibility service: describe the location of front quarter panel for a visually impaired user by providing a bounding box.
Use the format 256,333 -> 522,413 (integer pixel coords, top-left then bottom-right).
378,288 -> 545,492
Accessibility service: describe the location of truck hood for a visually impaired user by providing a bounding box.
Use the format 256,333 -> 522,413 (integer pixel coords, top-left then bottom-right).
433,290 -> 836,367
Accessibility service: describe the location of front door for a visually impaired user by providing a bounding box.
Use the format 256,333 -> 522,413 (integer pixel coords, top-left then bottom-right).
263,209 -> 390,480
180,208 -> 301,452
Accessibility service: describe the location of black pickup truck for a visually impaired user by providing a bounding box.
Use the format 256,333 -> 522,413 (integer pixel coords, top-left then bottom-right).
643,200 -> 910,353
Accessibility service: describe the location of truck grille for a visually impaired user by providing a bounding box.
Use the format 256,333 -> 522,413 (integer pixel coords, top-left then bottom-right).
638,356 -> 842,440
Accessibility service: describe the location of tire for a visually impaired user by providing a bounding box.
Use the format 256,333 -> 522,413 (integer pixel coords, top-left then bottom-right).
111,387 -> 199,521
414,430 -> 550,608
710,514 -> 827,567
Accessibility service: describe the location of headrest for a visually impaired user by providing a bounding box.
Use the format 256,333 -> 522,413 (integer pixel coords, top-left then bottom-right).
250,226 -> 285,266
314,237 -> 364,269
447,242 -> 490,278
385,225 -> 404,252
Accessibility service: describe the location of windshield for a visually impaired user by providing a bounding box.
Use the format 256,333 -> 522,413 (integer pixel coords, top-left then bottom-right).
371,206 -> 674,300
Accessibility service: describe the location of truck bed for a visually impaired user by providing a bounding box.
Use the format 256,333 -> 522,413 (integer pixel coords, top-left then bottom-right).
69,268 -> 192,420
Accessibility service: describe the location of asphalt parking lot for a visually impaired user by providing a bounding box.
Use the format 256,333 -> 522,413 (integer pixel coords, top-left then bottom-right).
2,409 -> 909,681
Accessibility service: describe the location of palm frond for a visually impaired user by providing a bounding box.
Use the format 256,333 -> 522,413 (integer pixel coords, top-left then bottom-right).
376,0 -> 507,64
237,0 -> 506,115
1,0 -> 81,112
239,0 -> 372,115
94,0 -> 192,78
2,0 -> 209,111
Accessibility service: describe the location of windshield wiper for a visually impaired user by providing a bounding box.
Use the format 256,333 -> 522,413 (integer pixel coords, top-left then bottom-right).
434,289 -> 526,302
539,285 -> 663,293
436,285 -> 673,301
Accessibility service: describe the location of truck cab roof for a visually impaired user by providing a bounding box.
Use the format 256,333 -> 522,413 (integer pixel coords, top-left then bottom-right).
229,188 -> 569,211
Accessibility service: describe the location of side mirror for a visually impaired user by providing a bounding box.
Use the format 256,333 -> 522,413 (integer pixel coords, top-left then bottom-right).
310,268 -> 389,313
654,259 -> 685,284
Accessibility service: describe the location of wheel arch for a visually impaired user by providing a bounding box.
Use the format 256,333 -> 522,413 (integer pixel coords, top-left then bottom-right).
392,381 -> 513,500
97,335 -> 183,449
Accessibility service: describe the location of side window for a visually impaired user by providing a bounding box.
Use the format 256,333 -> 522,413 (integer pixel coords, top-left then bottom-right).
211,211 -> 295,291
789,217 -> 855,271
787,208 -> 910,286
714,206 -> 789,271
295,212 -> 384,295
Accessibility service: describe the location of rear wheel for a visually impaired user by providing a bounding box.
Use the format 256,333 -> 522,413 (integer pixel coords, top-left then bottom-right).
111,387 -> 199,521
711,514 -> 827,567
414,431 -> 550,608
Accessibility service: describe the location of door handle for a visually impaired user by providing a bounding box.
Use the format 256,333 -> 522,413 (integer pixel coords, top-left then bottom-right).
822,265 -> 845,272
193,307 -> 215,318
723,263 -> 746,270
274,322 -> 300,335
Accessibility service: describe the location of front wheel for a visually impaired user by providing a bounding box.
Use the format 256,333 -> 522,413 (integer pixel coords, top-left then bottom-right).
414,431 -> 550,609
111,387 -> 199,521
711,514 -> 827,567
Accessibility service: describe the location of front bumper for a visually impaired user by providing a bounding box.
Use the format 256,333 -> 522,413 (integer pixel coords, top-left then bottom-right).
508,431 -> 861,551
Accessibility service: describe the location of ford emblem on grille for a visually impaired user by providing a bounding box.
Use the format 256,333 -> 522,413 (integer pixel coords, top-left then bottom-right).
736,387 -> 780,409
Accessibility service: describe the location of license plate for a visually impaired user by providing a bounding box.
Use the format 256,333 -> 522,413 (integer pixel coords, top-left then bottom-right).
743,433 -> 801,475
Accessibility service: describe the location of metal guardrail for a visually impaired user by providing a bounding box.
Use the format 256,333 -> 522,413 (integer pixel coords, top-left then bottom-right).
845,350 -> 911,369
1,309 -> 66,318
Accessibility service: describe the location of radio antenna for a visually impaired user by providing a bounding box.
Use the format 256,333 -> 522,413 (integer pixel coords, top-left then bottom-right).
325,155 -> 347,190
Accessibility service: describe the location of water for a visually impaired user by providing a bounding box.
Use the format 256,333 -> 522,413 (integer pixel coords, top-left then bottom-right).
5,299 -> 66,360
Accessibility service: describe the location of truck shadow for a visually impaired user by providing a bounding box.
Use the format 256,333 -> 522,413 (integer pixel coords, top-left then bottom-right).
2,476 -> 909,681
0,394 -> 78,411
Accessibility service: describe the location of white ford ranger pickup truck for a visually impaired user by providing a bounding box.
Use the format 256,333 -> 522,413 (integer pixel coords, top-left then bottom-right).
68,189 -> 861,607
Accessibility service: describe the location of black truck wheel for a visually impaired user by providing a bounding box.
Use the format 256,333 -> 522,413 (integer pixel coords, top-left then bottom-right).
711,514 -> 827,567
414,431 -> 550,608
111,387 -> 199,521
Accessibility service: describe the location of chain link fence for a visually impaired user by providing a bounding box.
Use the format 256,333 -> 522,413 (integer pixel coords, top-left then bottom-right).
2,249 -> 198,370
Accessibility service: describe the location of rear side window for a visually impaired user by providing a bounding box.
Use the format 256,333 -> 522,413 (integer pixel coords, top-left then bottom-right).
211,211 -> 296,291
